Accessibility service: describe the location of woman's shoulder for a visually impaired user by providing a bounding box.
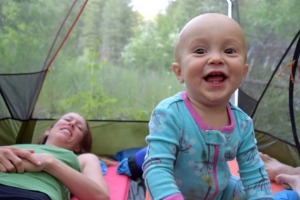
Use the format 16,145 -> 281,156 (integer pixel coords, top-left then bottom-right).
77,153 -> 100,168
77,153 -> 98,159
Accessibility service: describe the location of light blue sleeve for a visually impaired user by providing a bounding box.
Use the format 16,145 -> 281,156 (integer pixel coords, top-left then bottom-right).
235,114 -> 274,199
143,105 -> 183,200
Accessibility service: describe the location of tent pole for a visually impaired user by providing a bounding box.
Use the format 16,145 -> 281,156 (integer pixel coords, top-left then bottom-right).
288,35 -> 300,156
226,0 -> 232,18
227,0 -> 239,106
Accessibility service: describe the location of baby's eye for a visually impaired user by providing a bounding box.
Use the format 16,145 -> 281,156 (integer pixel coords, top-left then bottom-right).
195,48 -> 206,54
224,48 -> 236,54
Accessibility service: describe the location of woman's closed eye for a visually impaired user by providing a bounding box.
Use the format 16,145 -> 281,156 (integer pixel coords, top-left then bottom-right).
76,125 -> 83,131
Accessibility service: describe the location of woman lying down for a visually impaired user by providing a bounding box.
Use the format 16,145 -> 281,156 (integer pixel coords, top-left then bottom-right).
0,112 -> 109,200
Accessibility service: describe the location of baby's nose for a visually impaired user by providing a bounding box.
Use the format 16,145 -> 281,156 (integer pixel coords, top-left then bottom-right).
208,52 -> 224,64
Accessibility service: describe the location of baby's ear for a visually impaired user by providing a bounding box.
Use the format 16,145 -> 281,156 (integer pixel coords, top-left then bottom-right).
172,62 -> 184,83
243,63 -> 249,76
242,63 -> 249,81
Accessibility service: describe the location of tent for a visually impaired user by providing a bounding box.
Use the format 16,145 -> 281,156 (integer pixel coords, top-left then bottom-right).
0,0 -> 300,198
239,28 -> 300,167
0,0 -> 149,157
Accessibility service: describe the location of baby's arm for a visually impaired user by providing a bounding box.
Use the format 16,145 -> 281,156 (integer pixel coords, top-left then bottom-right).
237,120 -> 273,199
260,152 -> 299,181
143,108 -> 183,199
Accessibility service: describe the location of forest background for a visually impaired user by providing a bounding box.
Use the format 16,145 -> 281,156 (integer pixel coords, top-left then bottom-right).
0,0 -> 299,141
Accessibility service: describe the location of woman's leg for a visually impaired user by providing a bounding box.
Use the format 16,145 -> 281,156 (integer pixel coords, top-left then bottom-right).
0,184 -> 51,200
260,153 -> 295,181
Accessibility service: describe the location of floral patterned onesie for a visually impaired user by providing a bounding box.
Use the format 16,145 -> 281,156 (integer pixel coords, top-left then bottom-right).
143,91 -> 273,200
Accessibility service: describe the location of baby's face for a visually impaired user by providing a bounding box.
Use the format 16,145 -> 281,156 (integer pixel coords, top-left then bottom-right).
173,13 -> 248,107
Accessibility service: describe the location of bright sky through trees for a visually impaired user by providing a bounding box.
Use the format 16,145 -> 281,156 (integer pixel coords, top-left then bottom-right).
131,0 -> 170,20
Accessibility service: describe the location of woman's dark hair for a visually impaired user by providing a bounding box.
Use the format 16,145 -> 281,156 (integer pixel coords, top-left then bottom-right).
80,120 -> 92,153
37,115 -> 92,154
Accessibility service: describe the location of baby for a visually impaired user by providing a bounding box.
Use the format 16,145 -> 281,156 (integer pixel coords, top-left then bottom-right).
143,13 -> 273,200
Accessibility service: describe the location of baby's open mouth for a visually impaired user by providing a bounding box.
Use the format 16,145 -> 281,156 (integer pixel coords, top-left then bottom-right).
204,72 -> 227,84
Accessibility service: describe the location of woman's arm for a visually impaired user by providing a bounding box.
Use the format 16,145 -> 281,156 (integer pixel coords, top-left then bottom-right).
0,146 -> 40,173
76,153 -> 110,200
27,153 -> 110,200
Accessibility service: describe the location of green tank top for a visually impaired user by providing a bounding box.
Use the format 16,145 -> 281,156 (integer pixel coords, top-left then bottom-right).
0,144 -> 81,200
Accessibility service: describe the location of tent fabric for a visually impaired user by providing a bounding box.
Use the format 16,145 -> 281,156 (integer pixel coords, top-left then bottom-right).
238,89 -> 257,117
239,28 -> 300,166
256,131 -> 300,167
0,71 -> 46,120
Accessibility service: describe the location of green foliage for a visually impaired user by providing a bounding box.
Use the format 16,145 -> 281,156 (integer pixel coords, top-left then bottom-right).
240,0 -> 300,42
164,0 -> 227,29
0,0 -> 70,73
93,59 -> 183,120
121,0 -> 227,72
99,0 -> 136,65
121,22 -> 175,71
57,87 -> 117,119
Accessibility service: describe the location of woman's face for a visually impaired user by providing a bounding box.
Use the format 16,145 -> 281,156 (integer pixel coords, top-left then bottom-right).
44,112 -> 88,153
